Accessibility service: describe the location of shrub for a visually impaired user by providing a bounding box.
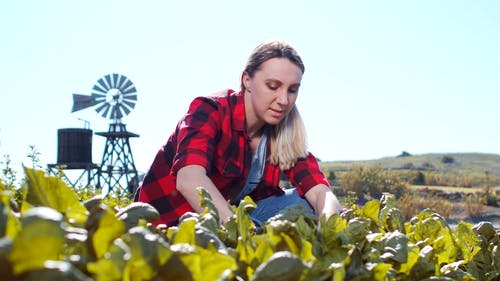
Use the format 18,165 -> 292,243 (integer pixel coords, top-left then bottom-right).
397,151 -> 412,157
464,193 -> 485,217
338,165 -> 408,199
441,155 -> 455,164
397,192 -> 452,219
406,170 -> 425,185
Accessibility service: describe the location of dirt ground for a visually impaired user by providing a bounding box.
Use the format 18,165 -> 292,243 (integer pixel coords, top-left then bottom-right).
423,185 -> 500,229
446,202 -> 500,229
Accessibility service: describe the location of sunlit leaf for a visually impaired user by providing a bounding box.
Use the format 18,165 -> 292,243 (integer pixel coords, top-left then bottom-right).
90,205 -> 126,259
452,221 -> 481,263
0,192 -> 21,238
366,262 -> 392,281
87,238 -> 130,281
237,196 -> 256,242
398,244 -> 420,275
9,212 -> 65,275
362,199 -> 380,224
172,218 -> 196,245
23,167 -> 88,225
124,226 -> 171,281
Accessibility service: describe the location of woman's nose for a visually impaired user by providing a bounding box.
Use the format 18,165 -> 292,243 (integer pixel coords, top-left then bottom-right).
276,90 -> 289,105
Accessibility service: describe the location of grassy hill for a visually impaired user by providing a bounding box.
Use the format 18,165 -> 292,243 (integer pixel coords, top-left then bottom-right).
320,153 -> 500,187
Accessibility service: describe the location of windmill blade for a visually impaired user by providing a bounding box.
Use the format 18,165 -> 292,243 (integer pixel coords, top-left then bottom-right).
122,99 -> 136,110
119,103 -> 132,116
122,86 -> 136,95
105,74 -> 114,89
123,94 -> 137,101
120,80 -> 133,93
112,74 -> 120,88
72,94 -> 97,112
97,77 -> 110,92
116,75 -> 127,89
92,83 -> 108,95
91,93 -> 106,103
95,102 -> 111,118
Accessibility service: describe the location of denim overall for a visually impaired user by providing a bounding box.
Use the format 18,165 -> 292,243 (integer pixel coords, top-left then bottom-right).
233,130 -> 314,226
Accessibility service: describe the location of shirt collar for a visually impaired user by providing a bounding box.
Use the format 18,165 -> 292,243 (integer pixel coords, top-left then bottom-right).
229,89 -> 246,132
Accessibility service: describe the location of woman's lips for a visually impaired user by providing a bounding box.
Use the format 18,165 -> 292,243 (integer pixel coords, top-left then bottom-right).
270,108 -> 284,118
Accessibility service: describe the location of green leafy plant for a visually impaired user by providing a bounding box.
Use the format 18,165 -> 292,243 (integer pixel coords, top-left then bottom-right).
0,168 -> 499,280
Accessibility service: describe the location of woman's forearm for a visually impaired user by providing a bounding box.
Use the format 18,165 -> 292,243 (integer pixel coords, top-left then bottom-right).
305,184 -> 341,220
176,165 -> 234,222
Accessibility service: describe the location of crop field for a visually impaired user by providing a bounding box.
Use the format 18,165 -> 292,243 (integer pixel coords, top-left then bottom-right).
408,185 -> 500,194
0,167 -> 499,281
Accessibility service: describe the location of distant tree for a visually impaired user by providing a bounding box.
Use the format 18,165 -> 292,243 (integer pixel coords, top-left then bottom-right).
327,169 -> 336,181
407,170 -> 425,185
441,155 -> 455,164
421,162 -> 435,170
339,166 -> 407,199
402,162 -> 415,169
397,151 -> 412,157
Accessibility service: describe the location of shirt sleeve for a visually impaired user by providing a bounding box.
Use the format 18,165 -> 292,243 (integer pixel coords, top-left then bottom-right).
171,96 -> 221,175
285,152 -> 330,196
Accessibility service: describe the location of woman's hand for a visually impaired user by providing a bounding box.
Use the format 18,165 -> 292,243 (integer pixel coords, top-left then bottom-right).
304,184 -> 341,221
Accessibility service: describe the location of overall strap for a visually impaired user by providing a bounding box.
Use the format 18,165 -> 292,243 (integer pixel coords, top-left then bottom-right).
231,129 -> 268,205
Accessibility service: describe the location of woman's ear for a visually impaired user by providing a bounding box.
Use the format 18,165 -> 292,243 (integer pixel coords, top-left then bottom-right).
242,72 -> 251,91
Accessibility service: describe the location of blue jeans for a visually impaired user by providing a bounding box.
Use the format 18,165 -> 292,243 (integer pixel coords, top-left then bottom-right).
248,188 -> 314,226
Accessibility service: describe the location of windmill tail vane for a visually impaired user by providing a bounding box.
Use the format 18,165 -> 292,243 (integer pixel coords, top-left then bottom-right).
71,73 -> 137,122
71,94 -> 98,112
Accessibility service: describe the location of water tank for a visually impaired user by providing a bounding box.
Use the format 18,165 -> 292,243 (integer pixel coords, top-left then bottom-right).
57,128 -> 93,165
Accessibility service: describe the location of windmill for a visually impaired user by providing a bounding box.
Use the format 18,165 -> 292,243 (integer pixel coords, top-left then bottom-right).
71,73 -> 140,195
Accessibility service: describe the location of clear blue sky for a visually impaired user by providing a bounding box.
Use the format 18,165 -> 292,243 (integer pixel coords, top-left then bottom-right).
1,1 -> 499,178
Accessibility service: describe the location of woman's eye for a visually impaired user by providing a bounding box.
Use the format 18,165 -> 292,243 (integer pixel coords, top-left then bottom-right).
288,88 -> 298,93
267,84 -> 278,90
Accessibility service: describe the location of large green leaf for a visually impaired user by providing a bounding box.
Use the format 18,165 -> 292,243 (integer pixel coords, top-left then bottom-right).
89,205 -> 126,259
0,192 -> 21,238
362,199 -> 380,224
318,214 -> 347,253
453,221 -> 481,263
251,251 -> 304,281
380,230 -> 409,264
9,208 -> 66,275
172,218 -> 196,245
87,238 -> 130,281
23,167 -> 88,225
366,262 -> 392,281
123,226 -> 172,281
398,244 -> 420,275
167,242 -> 237,281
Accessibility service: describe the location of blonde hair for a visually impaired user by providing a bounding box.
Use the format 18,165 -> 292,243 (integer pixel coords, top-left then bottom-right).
242,40 -> 308,170
270,106 -> 308,170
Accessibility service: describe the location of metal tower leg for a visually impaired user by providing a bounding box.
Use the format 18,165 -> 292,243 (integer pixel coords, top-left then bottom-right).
95,123 -> 139,195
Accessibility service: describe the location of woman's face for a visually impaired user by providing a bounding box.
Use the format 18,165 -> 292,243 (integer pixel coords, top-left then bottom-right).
243,57 -> 303,126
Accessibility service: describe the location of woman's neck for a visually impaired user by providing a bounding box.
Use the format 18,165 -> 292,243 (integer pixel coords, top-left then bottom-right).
244,91 -> 265,139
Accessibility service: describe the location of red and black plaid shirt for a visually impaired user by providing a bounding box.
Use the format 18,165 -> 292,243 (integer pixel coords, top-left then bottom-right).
137,89 -> 329,226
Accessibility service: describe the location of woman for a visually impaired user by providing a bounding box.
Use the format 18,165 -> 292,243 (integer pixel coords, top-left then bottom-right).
137,41 -> 341,226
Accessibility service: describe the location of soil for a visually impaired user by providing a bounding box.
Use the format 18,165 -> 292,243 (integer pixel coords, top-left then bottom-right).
446,203 -> 500,229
